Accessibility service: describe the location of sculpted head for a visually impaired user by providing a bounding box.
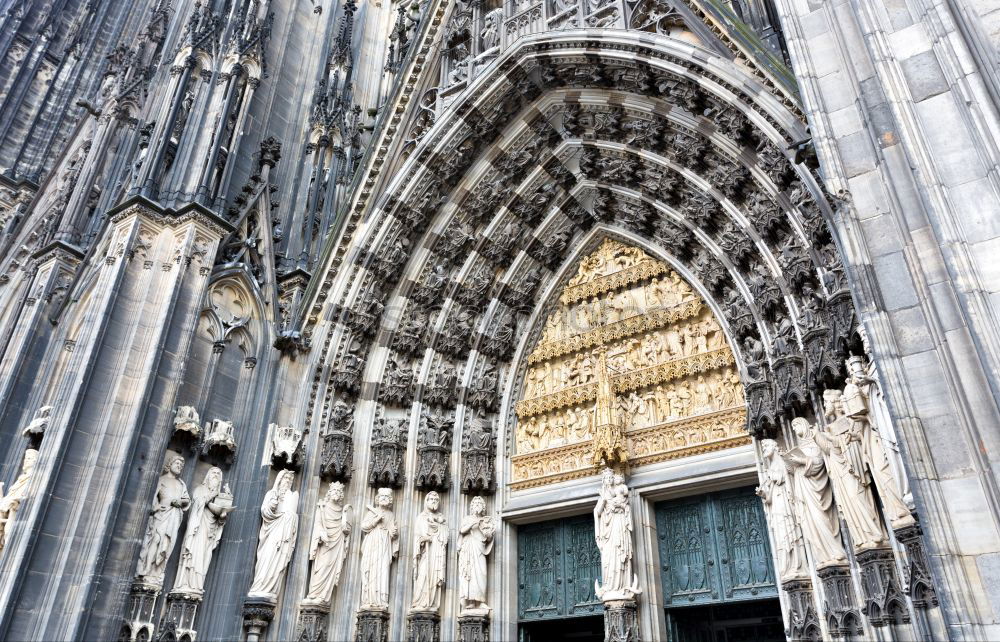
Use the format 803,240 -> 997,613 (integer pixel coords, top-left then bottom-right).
823,389 -> 842,417
376,487 -> 393,508
22,449 -> 38,472
602,467 -> 614,487
276,470 -> 295,493
328,481 -> 345,503
613,473 -> 626,487
470,495 -> 486,516
760,438 -> 778,459
165,455 -> 185,476
204,467 -> 223,491
425,491 -> 441,512
791,417 -> 812,439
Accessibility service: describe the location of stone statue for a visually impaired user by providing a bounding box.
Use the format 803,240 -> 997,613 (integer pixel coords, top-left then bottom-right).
594,469 -> 641,601
135,455 -> 190,587
592,350 -> 627,467
248,470 -> 299,599
172,467 -> 234,596
411,491 -> 448,611
756,440 -> 806,581
0,449 -> 38,555
304,482 -> 352,605
782,418 -> 847,568
359,488 -> 399,610
843,358 -> 915,529
458,496 -> 495,614
817,390 -> 886,550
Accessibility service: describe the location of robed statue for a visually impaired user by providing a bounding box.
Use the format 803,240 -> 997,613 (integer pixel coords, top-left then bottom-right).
248,470 -> 299,599
458,496 -> 495,614
359,488 -> 399,610
410,491 -> 448,611
136,455 -> 190,587
594,468 -> 641,601
172,467 -> 234,596
304,481 -> 352,605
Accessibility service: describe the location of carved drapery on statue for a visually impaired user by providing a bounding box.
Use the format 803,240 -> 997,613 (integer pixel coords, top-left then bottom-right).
135,454 -> 191,588
171,467 -> 234,597
248,470 -> 299,600
511,239 -> 748,489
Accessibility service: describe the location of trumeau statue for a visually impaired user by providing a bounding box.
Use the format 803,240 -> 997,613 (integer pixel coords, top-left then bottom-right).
843,357 -> 915,529
305,482 -> 352,605
757,439 -> 806,581
359,488 -> 399,610
411,491 -> 448,612
818,390 -> 887,550
172,467 -> 234,596
248,470 -> 299,599
136,455 -> 191,587
782,418 -> 848,568
594,469 -> 641,601
0,449 -> 38,555
458,496 -> 495,615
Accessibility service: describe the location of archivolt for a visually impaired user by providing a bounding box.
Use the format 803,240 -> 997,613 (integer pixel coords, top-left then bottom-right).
305,31 -> 860,439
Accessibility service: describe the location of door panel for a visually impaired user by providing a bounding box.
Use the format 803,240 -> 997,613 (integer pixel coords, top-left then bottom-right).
564,516 -> 603,616
713,490 -> 778,601
655,497 -> 718,606
518,521 -> 563,621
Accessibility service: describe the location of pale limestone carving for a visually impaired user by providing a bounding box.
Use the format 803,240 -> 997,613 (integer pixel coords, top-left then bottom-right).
22,406 -> 52,438
173,406 -> 200,437
458,496 -> 495,615
844,358 -> 915,529
268,423 -> 304,466
172,467 -> 234,596
248,470 -> 299,599
136,455 -> 191,587
594,469 -> 641,601
757,440 -> 806,581
203,419 -> 236,453
818,390 -> 886,550
783,418 -> 848,568
0,449 -> 38,555
411,491 -> 448,612
593,349 -> 627,467
304,482 -> 352,605
359,488 -> 399,610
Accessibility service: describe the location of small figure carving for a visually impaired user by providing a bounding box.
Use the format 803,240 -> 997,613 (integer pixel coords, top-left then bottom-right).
136,455 -> 191,587
173,406 -> 200,437
304,482 -> 352,605
458,496 -> 495,614
248,470 -> 299,599
359,488 -> 399,610
172,467 -> 234,596
0,449 -> 38,556
411,492 -> 448,611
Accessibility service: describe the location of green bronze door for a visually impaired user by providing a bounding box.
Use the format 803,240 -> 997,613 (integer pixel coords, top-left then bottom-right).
517,515 -> 603,622
655,486 -> 777,608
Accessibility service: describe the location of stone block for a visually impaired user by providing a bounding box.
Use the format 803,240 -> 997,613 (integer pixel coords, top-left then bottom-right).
888,22 -> 933,58
914,94 -> 986,186
900,350 -> 953,418
818,72 -> 855,112
976,552 -> 1000,622
860,213 -> 904,255
902,51 -> 950,102
929,282 -> 964,332
888,306 -> 934,356
940,476 -> 1000,554
948,178 -> 1000,241
873,251 -> 919,310
836,130 -> 877,178
921,414 -> 973,479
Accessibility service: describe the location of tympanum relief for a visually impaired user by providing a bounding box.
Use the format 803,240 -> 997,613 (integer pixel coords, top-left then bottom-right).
511,239 -> 748,489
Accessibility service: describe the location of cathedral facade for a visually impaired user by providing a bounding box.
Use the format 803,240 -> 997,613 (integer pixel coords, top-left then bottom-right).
0,0 -> 999,640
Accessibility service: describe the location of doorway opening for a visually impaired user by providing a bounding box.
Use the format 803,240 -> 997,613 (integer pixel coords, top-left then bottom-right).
667,599 -> 785,642
518,615 -> 605,642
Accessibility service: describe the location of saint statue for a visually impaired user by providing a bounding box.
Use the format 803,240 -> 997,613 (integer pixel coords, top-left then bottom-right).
411,491 -> 448,612
782,418 -> 848,568
359,488 -> 399,610
135,455 -> 190,587
248,470 -> 299,599
0,449 -> 38,555
817,390 -> 886,550
592,350 -> 627,467
304,482 -> 352,605
171,467 -> 234,596
843,358 -> 915,529
458,496 -> 495,614
594,469 -> 641,601
756,440 -> 806,581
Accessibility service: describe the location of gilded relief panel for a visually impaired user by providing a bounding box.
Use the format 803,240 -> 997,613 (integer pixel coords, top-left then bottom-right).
511,239 -> 749,490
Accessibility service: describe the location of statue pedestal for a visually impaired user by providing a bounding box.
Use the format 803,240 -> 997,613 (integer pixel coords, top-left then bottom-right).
162,591 -> 202,641
457,613 -> 489,642
406,609 -> 440,642
781,577 -> 821,641
816,564 -> 862,638
355,608 -> 390,642
119,581 -> 160,642
856,547 -> 908,627
242,596 -> 276,642
296,600 -> 331,642
602,599 -> 638,642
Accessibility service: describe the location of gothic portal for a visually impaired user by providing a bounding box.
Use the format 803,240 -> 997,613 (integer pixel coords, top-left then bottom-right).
1,0 -> 999,641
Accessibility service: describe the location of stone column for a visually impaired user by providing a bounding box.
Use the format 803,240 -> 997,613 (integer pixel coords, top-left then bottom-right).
355,608 -> 390,642
241,597 -> 275,642
856,548 -> 908,627
162,592 -> 201,641
816,565 -> 862,638
406,610 -> 440,642
295,601 -> 331,642
781,578 -> 821,641
457,614 -> 489,642
119,581 -> 159,642
602,599 -> 638,642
